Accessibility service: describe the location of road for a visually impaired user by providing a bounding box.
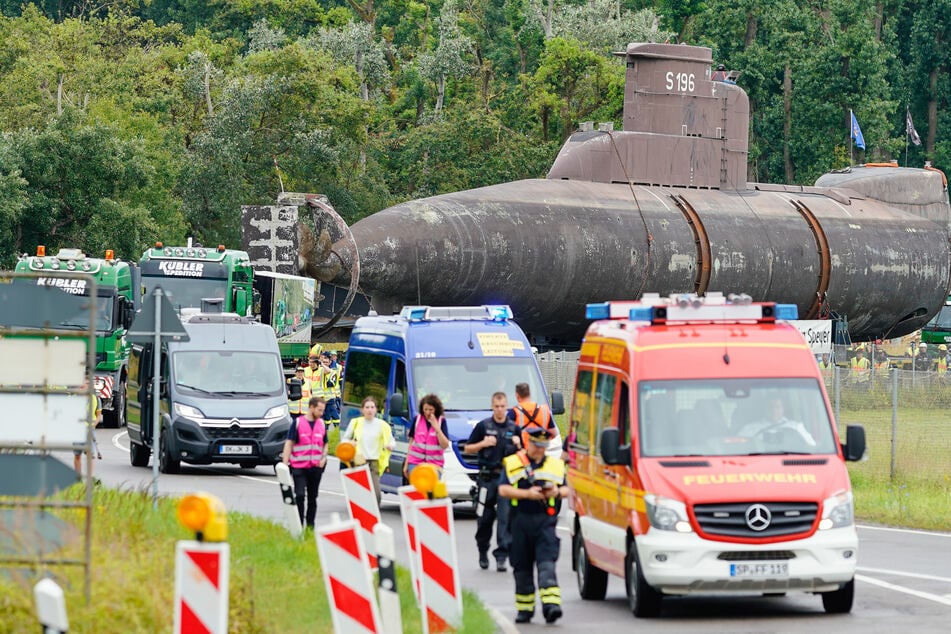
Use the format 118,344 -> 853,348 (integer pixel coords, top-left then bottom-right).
94,428 -> 951,632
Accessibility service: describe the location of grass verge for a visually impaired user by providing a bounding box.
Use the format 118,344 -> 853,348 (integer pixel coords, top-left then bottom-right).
0,485 -> 496,633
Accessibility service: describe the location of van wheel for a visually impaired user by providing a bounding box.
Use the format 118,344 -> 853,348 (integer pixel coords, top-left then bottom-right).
158,429 -> 180,474
821,579 -> 854,614
574,530 -> 608,600
625,540 -> 662,618
130,441 -> 150,467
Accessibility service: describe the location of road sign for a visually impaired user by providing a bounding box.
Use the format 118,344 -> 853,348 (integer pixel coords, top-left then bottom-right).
127,287 -> 190,343
0,454 -> 78,497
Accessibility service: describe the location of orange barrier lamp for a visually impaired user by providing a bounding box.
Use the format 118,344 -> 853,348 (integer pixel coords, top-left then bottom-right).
177,492 -> 228,542
336,441 -> 356,467
409,463 -> 447,499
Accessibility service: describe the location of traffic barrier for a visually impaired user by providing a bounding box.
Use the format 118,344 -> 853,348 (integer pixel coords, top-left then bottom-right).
173,541 -> 230,634
374,523 -> 403,634
340,465 -> 381,569
316,515 -> 383,634
274,462 -> 303,538
413,498 -> 463,633
397,484 -> 426,603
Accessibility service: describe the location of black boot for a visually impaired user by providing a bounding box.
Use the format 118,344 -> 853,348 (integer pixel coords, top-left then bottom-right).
496,557 -> 507,572
515,611 -> 533,623
478,550 -> 489,570
543,604 -> 562,624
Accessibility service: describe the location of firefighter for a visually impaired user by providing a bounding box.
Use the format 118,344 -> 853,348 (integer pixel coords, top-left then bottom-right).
498,423 -> 567,624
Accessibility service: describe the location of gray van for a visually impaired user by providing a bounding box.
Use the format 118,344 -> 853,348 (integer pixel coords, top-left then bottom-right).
125,312 -> 292,472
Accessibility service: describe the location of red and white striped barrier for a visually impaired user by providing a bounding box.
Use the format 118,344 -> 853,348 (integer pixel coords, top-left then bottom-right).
94,374 -> 113,400
341,465 -> 382,569
413,498 -> 462,633
397,484 -> 426,602
173,541 -> 229,634
316,516 -> 383,634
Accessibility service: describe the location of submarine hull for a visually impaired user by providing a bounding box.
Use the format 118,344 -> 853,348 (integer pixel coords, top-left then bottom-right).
346,178 -> 950,342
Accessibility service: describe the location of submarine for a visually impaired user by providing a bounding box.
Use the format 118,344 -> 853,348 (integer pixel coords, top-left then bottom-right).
330,42 -> 951,344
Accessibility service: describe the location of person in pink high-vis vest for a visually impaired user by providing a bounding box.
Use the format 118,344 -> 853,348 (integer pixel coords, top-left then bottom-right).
282,396 -> 328,529
403,393 -> 450,479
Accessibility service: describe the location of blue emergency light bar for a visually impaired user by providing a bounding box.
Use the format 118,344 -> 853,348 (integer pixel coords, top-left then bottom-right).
586,294 -> 799,324
400,305 -> 514,322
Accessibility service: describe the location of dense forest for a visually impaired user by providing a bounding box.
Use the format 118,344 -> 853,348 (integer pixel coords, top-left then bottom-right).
0,0 -> 947,265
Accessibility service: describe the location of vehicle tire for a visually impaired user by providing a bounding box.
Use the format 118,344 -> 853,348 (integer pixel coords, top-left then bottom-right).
574,529 -> 608,600
102,385 -> 126,428
625,540 -> 662,618
129,440 -> 150,467
821,579 -> 854,614
158,428 -> 180,474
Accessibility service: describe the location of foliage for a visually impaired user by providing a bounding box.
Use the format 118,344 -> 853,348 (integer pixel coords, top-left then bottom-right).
0,1 -> 947,254
0,485 -> 496,632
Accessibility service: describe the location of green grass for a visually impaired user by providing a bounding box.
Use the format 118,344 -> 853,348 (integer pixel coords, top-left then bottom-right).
0,485 -> 496,633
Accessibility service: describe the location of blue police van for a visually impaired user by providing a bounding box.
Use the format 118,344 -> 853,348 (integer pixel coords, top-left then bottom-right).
340,305 -> 564,502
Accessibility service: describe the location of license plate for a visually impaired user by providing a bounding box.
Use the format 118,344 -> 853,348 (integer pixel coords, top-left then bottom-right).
219,445 -> 253,455
730,562 -> 788,578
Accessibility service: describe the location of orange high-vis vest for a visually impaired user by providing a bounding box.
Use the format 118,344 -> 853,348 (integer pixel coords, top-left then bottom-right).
513,401 -> 552,430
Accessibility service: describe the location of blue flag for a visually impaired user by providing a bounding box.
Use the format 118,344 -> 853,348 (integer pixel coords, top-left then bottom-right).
850,110 -> 866,150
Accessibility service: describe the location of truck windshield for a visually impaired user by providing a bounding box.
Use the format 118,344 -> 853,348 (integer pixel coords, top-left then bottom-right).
638,378 -> 838,457
924,304 -> 951,330
411,357 -> 546,411
142,277 -> 227,311
172,351 -> 284,395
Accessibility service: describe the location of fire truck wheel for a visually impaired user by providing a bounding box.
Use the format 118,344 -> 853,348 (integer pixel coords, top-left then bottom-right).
573,530 -> 607,600
821,579 -> 854,614
625,540 -> 662,618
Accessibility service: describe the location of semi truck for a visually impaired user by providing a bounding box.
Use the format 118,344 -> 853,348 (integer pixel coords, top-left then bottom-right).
15,246 -> 138,427
139,242 -> 314,370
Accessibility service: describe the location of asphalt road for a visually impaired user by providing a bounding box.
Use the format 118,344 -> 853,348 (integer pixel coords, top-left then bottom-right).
93,428 -> 951,632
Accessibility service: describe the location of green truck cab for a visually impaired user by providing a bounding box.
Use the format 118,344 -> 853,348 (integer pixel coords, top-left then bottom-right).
920,295 -> 951,344
139,243 -> 314,371
15,247 -> 138,427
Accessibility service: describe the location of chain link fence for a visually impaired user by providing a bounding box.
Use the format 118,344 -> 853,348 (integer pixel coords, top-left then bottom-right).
536,348 -> 950,485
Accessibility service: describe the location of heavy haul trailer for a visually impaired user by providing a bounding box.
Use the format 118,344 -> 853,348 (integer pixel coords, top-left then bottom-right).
140,243 -> 314,370
15,247 -> 138,427
252,270 -> 315,371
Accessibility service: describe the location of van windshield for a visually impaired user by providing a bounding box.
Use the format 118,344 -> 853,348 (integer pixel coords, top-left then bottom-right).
412,357 -> 546,411
638,378 -> 838,457
172,351 -> 283,396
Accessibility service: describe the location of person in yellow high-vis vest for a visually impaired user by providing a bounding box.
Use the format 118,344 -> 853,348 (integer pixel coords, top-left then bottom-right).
287,366 -> 311,416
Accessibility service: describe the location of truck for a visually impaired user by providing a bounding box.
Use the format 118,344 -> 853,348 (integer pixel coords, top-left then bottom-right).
567,293 -> 866,617
125,311 -> 292,472
139,242 -> 314,371
340,304 -> 564,503
15,246 -> 138,427
920,295 -> 951,344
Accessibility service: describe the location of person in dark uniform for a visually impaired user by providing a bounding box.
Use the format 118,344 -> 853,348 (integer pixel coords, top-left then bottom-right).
499,422 -> 567,624
464,392 -> 521,572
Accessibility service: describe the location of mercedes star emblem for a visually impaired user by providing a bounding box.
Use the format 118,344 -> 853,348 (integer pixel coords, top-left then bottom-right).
745,504 -> 772,531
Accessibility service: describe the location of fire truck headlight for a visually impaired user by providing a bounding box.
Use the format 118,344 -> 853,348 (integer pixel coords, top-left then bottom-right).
644,494 -> 692,532
819,490 -> 853,530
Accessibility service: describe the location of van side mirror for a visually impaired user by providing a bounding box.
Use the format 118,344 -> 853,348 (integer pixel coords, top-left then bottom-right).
599,427 -> 631,467
389,393 -> 407,418
549,391 -> 565,415
287,378 -> 302,401
842,424 -> 866,462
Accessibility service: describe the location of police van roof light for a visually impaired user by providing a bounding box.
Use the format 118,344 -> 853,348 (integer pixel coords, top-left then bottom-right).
402,306 -> 429,321
485,305 -> 513,321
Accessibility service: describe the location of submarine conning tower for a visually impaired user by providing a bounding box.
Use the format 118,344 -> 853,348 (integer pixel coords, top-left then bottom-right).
548,42 -> 750,190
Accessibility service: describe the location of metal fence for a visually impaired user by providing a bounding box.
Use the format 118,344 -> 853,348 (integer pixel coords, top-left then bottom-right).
536,351 -> 950,485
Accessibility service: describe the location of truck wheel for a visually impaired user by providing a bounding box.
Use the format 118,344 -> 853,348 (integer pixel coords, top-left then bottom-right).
625,540 -> 662,617
130,440 -> 150,467
574,529 -> 608,600
158,429 -> 180,474
821,579 -> 854,614
102,385 -> 126,428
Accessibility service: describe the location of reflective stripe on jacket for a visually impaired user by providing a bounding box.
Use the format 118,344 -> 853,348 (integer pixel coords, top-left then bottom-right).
406,415 -> 445,467
513,401 -> 552,429
289,415 -> 326,468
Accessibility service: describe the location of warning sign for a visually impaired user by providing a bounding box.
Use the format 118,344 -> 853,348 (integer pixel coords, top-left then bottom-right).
476,332 -> 525,357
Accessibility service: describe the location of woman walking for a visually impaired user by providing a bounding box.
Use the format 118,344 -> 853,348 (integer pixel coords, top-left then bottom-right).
342,396 -> 395,507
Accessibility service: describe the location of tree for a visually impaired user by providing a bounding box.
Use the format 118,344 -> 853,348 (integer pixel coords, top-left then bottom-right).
416,0 -> 473,116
